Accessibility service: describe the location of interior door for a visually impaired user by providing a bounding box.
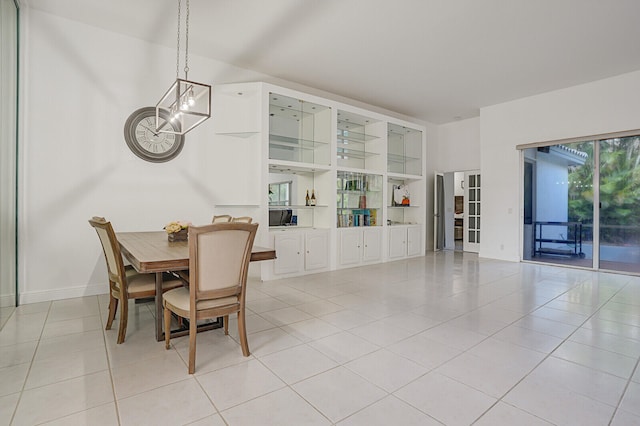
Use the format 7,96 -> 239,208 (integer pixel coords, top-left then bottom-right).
463,170 -> 481,253
434,172 -> 444,251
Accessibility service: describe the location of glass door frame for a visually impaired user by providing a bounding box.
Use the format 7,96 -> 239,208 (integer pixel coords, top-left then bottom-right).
518,130 -> 640,273
463,170 -> 481,253
433,172 -> 444,251
0,0 -> 20,327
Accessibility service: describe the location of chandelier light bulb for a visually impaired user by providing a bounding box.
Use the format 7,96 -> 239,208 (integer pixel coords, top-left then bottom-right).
170,106 -> 181,122
187,88 -> 195,106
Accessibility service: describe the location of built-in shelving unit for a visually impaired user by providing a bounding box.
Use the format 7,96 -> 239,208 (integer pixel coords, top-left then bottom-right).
336,110 -> 384,170
213,82 -> 427,280
337,171 -> 382,227
388,123 -> 423,176
269,93 -> 331,166
386,123 -> 424,227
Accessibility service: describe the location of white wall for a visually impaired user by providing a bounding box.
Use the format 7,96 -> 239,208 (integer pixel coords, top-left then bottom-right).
436,117 -> 481,173
453,172 -> 464,197
19,10 -> 269,303
433,119 -> 480,253
19,9 -> 431,303
480,70 -> 640,262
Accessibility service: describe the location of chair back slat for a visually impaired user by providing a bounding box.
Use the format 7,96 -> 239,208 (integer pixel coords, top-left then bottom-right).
231,216 -> 253,223
212,215 -> 232,223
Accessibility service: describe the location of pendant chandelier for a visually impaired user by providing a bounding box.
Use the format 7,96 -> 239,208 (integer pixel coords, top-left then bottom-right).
156,0 -> 211,135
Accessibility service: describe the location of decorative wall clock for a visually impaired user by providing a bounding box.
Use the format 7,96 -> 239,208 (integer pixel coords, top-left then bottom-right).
124,107 -> 184,162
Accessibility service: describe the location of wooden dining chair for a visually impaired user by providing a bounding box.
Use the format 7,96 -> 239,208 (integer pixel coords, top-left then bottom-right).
211,215 -> 232,223
89,217 -> 183,344
232,216 -> 253,223
162,222 -> 258,374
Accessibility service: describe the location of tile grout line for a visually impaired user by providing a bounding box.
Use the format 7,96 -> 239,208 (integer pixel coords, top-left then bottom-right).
9,300 -> 52,426
98,294 -> 124,425
471,273 -> 635,424
608,356 -> 640,425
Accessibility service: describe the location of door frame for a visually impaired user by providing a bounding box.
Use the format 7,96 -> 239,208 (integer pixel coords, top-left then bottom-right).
463,170 -> 481,253
433,172 -> 444,251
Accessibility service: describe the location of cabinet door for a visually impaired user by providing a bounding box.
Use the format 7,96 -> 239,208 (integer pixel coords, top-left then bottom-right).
305,231 -> 328,271
407,225 -> 422,256
273,233 -> 303,275
388,227 -> 407,259
362,227 -> 382,262
339,229 -> 362,265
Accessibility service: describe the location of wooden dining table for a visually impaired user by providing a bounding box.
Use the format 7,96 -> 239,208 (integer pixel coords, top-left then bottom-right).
117,231 -> 276,342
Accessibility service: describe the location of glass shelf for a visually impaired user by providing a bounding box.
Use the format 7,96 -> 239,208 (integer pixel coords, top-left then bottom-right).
269,92 -> 331,166
269,134 -> 329,150
269,135 -> 330,165
387,152 -> 421,163
269,205 -> 328,210
337,128 -> 379,143
336,171 -> 383,227
337,111 -> 382,170
337,147 -> 380,160
387,123 -> 423,176
269,162 -> 331,174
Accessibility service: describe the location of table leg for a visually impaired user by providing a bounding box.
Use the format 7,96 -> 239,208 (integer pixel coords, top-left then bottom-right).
155,272 -> 163,342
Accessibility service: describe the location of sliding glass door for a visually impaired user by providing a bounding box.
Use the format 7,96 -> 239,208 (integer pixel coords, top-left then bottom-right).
598,137 -> 640,273
522,135 -> 640,274
522,142 -> 594,267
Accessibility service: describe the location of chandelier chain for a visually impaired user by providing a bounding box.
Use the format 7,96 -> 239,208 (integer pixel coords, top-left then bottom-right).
184,0 -> 190,78
175,0 -> 181,79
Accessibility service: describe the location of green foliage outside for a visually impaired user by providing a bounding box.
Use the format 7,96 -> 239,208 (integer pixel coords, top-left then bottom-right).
567,137 -> 640,245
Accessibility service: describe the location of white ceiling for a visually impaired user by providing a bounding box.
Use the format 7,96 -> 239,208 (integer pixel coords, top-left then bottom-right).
25,0 -> 640,124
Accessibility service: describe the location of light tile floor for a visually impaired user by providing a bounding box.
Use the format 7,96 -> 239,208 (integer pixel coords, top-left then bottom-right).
2,251 -> 640,425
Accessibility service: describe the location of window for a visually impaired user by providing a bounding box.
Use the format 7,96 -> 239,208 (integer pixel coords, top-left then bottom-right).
268,181 -> 291,206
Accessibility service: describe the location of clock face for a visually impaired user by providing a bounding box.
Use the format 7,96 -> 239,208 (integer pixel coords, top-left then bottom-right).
124,107 -> 185,162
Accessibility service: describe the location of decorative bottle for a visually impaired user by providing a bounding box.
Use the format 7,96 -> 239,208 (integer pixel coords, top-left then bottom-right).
310,189 -> 317,206
305,190 -> 310,206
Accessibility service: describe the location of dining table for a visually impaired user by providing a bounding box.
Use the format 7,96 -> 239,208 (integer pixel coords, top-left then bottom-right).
117,231 -> 276,342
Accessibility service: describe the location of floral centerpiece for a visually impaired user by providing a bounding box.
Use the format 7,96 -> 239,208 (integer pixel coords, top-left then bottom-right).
164,221 -> 191,242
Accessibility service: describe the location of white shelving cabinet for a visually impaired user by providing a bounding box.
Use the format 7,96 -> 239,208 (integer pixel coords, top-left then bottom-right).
212,82 -> 427,281
271,229 -> 329,277
387,123 -> 423,176
338,227 -> 382,267
336,110 -> 385,170
389,224 -> 422,259
269,93 -> 331,166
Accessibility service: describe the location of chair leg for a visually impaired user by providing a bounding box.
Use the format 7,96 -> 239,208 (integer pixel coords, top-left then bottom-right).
105,295 -> 118,330
237,310 -> 250,357
224,315 -> 229,335
188,317 -> 197,374
117,298 -> 128,344
164,305 -> 172,350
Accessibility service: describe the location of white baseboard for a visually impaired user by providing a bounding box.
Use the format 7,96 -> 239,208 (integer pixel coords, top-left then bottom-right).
19,283 -> 108,305
0,293 -> 16,307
